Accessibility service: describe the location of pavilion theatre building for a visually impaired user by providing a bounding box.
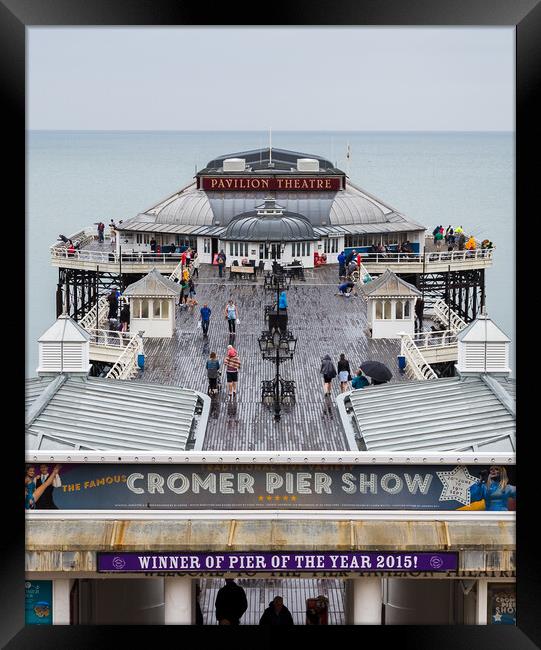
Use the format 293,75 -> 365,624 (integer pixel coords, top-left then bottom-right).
115,147 -> 427,268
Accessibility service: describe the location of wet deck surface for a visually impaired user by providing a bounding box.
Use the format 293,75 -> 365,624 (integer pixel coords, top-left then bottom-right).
136,265 -> 410,451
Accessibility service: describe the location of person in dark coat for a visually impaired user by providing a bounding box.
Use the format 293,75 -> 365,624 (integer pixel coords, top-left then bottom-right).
320,354 -> 337,396
259,596 -> 294,626
120,304 -> 130,332
34,464 -> 61,510
107,289 -> 118,319
215,579 -> 248,625
415,297 -> 425,332
337,250 -> 346,277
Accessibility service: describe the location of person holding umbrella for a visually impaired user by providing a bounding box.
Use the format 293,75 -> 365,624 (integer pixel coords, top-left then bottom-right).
360,360 -> 392,385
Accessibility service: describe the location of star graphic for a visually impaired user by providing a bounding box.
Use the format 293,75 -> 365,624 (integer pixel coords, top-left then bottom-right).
436,466 -> 478,506
493,613 -> 502,622
291,495 -> 297,502
274,495 -> 281,501
266,495 -> 272,501
283,495 -> 289,501
258,496 -> 264,502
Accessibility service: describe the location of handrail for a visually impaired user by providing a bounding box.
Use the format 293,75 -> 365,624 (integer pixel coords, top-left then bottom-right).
78,296 -> 109,331
399,333 -> 438,381
86,328 -> 135,348
432,299 -> 468,333
106,335 -> 143,380
409,329 -> 458,349
169,260 -> 184,282
360,248 -> 494,265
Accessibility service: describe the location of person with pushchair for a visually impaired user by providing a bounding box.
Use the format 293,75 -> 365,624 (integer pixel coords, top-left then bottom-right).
206,352 -> 221,395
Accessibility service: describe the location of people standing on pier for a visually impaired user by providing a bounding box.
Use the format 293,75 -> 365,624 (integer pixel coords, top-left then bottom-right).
346,259 -> 357,278
96,221 -> 105,243
345,249 -> 357,266
225,299 -> 238,334
150,238 -> 156,253
337,353 -> 352,393
457,231 -> 466,251
337,250 -> 346,277
109,220 -> 117,248
320,354 -> 337,396
259,596 -> 295,626
415,297 -> 425,332
215,578 -> 248,625
191,252 -> 200,278
465,235 -> 477,251
217,250 -> 226,278
188,277 -> 196,299
178,279 -> 189,309
206,351 -> 220,394
200,303 -> 211,336
434,226 -> 444,249
120,303 -> 130,332
224,345 -> 241,399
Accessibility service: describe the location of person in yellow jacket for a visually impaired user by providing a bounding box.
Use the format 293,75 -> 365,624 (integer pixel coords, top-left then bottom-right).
465,236 -> 477,250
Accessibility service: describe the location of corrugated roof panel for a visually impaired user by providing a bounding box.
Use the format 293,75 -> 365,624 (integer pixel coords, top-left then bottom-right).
348,377 -> 515,452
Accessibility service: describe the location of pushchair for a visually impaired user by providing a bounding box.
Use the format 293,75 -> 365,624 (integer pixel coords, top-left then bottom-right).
207,370 -> 222,396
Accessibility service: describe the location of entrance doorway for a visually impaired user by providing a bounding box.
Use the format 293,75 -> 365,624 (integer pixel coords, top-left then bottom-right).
211,238 -> 219,259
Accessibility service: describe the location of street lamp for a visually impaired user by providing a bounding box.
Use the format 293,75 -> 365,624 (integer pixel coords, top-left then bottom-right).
258,327 -> 297,421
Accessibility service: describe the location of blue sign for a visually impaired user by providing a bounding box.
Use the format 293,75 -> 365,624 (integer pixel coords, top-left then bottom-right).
25,580 -> 52,625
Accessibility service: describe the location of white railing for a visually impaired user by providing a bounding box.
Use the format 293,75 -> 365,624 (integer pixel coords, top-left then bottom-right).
169,260 -> 184,282
106,334 -> 144,381
409,329 -> 458,350
432,299 -> 468,333
360,248 -> 494,265
399,333 -> 438,381
50,228 -> 96,252
78,296 -> 110,331
51,248 -> 182,265
86,328 -> 135,348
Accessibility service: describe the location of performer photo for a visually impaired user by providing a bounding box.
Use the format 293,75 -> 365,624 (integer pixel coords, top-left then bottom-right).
459,466 -> 516,511
25,465 -> 61,510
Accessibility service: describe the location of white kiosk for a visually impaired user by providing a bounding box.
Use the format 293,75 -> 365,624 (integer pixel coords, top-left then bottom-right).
362,269 -> 420,339
123,268 -> 182,338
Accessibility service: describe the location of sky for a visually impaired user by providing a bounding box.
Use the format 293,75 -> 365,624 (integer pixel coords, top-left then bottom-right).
27,27 -> 515,131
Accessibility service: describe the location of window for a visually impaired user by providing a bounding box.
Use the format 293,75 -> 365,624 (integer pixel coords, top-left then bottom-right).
404,301 -> 411,318
384,300 -> 392,319
136,233 -> 151,244
260,243 -> 280,260
204,238 -> 211,254
375,301 -> 383,319
229,242 -> 248,257
161,300 -> 169,320
153,300 -> 161,318
292,242 -> 311,257
395,301 -> 403,319
375,300 -> 391,320
344,232 -> 410,248
141,299 -> 149,319
324,238 -> 339,254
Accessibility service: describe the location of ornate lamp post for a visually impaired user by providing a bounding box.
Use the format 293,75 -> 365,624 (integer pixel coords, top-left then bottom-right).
258,327 -> 297,421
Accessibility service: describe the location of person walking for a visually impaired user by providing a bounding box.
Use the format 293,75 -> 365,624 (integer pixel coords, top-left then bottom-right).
259,596 -> 295,626
215,579 -> 248,625
337,353 -> 351,393
224,299 -> 238,334
191,252 -> 200,278
320,354 -> 337,396
200,303 -> 211,336
188,277 -> 196,299
224,345 -> 241,398
217,250 -> 226,278
178,278 -> 189,309
337,250 -> 346,277
278,290 -> 288,311
206,351 -> 220,395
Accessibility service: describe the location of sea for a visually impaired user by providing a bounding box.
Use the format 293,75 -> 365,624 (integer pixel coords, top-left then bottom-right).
27,130 -> 515,377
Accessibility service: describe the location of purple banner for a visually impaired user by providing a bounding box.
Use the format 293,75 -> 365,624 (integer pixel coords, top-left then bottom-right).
98,551 -> 457,573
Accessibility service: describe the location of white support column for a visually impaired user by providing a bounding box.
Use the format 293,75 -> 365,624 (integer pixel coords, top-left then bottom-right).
52,579 -> 72,625
476,579 -> 488,625
164,577 -> 193,625
351,578 -> 383,624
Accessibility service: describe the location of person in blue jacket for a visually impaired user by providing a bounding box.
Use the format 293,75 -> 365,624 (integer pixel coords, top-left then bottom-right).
337,251 -> 346,278
278,291 -> 288,310
469,466 -> 516,511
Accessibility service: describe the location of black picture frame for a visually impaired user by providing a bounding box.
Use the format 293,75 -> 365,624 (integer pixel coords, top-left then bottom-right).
4,0 -> 538,647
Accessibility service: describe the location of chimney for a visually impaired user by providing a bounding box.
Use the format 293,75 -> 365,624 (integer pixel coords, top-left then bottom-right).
37,314 -> 91,377
455,310 -> 511,377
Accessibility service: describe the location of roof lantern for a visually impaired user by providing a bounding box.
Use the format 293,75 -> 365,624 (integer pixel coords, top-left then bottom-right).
37,314 -> 91,377
297,158 -> 320,172
456,309 -> 511,377
222,158 -> 246,172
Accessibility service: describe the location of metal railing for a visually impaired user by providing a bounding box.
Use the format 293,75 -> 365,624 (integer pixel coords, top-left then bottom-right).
409,328 -> 458,350
86,328 -> 135,348
432,299 -> 468,333
106,334 -> 144,380
50,228 -> 96,252
78,296 -> 110,331
51,248 -> 182,265
360,248 -> 494,265
169,260 -> 184,282
399,333 -> 438,381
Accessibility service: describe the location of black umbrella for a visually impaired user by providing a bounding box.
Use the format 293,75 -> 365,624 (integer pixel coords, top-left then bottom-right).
360,361 -> 392,383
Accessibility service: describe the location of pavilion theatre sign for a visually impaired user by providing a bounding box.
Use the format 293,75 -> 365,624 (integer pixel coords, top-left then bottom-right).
25,463 -> 516,511
199,177 -> 343,191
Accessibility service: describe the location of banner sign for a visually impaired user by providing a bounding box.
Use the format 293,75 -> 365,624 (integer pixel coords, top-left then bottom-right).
98,551 -> 458,573
489,586 -> 516,625
25,580 -> 53,625
24,463 -> 516,511
200,177 -> 342,191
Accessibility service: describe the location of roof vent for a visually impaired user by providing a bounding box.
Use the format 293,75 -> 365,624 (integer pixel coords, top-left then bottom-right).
223,158 -> 246,172
37,314 -> 91,377
456,310 -> 511,377
297,158 -> 320,172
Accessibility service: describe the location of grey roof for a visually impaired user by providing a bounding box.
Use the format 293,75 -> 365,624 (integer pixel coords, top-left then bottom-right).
25,375 -> 204,451
123,268 -> 182,297
361,268 -> 421,298
199,147 -> 343,174
493,376 -> 516,400
224,209 -> 318,242
347,375 -> 516,453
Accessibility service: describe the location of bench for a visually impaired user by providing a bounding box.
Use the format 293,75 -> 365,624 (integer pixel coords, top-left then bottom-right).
230,265 -> 255,280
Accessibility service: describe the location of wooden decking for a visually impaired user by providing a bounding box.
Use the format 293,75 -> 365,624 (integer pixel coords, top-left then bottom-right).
136,265 -> 409,451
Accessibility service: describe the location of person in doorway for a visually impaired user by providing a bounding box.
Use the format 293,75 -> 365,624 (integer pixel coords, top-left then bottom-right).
337,353 -> 351,393
351,369 -> 370,389
259,596 -> 294,626
206,351 -> 220,395
224,300 -> 238,334
337,250 -> 346,277
191,252 -> 200,278
34,464 -> 62,510
107,289 -> 118,319
320,354 -> 337,396
119,303 -> 130,332
200,303 -> 211,337
224,345 -> 241,399
215,579 -> 248,625
217,250 -> 226,278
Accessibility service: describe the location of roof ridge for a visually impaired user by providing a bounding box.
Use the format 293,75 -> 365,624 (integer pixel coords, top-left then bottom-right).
25,375 -> 68,428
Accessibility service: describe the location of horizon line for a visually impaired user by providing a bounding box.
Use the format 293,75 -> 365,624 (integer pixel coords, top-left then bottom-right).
27,128 -> 514,134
